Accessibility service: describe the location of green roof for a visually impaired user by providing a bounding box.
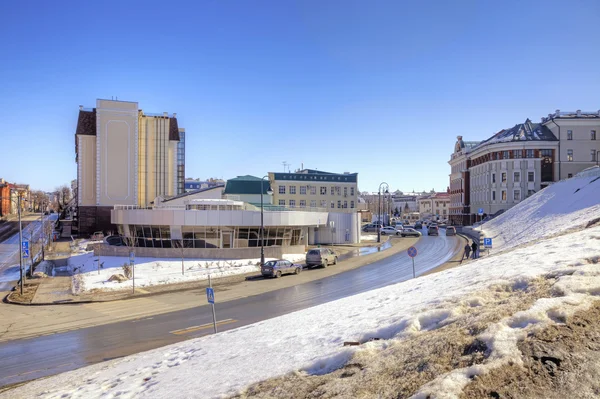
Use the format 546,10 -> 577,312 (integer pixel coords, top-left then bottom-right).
224,175 -> 271,195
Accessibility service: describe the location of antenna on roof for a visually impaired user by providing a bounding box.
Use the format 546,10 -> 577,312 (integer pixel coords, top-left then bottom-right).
282,161 -> 288,172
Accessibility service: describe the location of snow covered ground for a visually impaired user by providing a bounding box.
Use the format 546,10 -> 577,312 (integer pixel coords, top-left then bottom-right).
69,250 -> 306,293
5,172 -> 600,399
482,167 -> 600,252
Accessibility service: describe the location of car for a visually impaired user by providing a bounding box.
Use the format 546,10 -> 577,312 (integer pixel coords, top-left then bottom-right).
438,223 -> 447,229
428,225 -> 439,236
261,259 -> 302,278
414,222 -> 423,229
362,223 -> 383,233
306,248 -> 338,268
445,226 -> 456,236
380,226 -> 399,235
394,222 -> 404,229
401,228 -> 422,237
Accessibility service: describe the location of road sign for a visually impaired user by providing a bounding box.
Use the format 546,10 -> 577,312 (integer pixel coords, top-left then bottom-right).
407,246 -> 418,258
484,238 -> 492,248
22,241 -> 29,251
22,249 -> 30,259
478,208 -> 484,216
206,287 -> 215,304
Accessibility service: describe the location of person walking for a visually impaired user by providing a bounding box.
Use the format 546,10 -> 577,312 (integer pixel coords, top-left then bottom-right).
471,241 -> 478,259
462,243 -> 471,263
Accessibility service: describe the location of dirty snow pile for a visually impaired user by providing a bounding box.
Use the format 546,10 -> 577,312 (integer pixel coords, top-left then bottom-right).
482,166 -> 600,252
69,252 -> 306,293
5,172 -> 600,399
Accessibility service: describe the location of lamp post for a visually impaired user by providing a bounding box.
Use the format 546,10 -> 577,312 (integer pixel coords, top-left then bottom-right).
1,194 -> 26,295
260,176 -> 273,266
377,182 -> 389,243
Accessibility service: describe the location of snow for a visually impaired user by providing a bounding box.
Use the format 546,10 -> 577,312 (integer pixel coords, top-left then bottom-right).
482,167 -> 600,252
70,252 -> 306,293
6,174 -> 600,399
360,234 -> 378,241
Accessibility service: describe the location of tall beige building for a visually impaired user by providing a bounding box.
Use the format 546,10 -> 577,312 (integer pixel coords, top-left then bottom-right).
75,99 -> 185,234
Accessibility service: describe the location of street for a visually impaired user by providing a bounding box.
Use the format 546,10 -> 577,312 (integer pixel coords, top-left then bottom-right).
0,233 -> 463,388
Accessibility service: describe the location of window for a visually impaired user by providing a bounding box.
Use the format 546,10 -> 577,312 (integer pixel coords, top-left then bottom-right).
528,171 -> 534,182
343,200 -> 348,208
330,201 -> 335,209
502,190 -> 507,201
592,150 -> 597,162
344,187 -> 348,197
290,186 -> 296,194
567,130 -> 573,140
289,200 -> 296,208
592,130 -> 597,140
330,187 -> 334,195
526,149 -> 534,158
492,173 -> 496,183
514,172 -> 520,183
513,150 -> 522,158
540,149 -> 552,158
503,151 -> 510,159
337,200 -> 341,208
492,191 -> 496,201
527,190 -> 535,197
320,200 -> 327,208
278,199 -> 285,206
350,201 -> 355,208
501,172 -> 507,183
310,200 -> 316,208
335,186 -> 341,196
320,186 -> 326,195
567,149 -> 573,162
310,186 -> 316,195
350,187 -> 355,196
514,190 -> 521,201
300,186 -> 306,195
299,200 -> 306,208
278,185 -> 286,194
568,174 -> 573,178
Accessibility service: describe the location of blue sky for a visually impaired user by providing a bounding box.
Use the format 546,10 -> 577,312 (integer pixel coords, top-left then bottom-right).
1,0 -> 599,193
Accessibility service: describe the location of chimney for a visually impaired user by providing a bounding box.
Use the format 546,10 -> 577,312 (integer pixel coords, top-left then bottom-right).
576,110 -> 582,116
79,105 -> 83,110
555,109 -> 560,117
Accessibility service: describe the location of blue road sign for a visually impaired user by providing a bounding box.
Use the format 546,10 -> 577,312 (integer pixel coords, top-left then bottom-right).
484,238 -> 492,248
22,241 -> 29,251
206,287 -> 215,304
407,246 -> 418,258
478,208 -> 484,216
22,249 -> 30,259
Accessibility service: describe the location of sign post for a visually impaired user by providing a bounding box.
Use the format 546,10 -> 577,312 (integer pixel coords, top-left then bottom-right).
129,251 -> 135,293
206,275 -> 217,333
483,238 -> 492,255
407,246 -> 418,278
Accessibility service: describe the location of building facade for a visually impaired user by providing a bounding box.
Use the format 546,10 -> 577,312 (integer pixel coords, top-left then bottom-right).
417,192 -> 450,221
75,99 -> 184,234
269,169 -> 358,212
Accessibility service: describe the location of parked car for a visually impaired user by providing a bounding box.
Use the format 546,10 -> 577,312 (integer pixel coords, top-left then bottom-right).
445,226 -> 457,236
401,228 -> 422,237
261,259 -> 302,278
380,226 -> 399,235
414,222 -> 423,229
428,225 -> 439,236
394,222 -> 404,229
362,223 -> 383,233
306,248 -> 338,268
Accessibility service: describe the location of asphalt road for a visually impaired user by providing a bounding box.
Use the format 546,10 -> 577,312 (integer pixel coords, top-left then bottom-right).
0,233 -> 463,388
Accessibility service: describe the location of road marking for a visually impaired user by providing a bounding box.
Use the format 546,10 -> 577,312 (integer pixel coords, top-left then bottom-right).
170,319 -> 237,335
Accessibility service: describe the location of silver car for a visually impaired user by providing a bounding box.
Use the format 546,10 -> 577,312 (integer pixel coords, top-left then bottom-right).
306,248 -> 338,268
261,260 -> 301,278
401,228 -> 422,237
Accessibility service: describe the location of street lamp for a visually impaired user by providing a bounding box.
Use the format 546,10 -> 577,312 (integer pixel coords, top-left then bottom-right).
260,175 -> 273,266
0,194 -> 26,295
377,182 -> 389,243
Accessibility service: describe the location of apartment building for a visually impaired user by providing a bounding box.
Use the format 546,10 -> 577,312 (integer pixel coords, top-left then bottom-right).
417,192 -> 450,221
448,110 -> 600,225
75,99 -> 185,234
269,169 -> 358,213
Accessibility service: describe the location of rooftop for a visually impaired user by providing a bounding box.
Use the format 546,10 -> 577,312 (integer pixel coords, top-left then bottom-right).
541,109 -> 600,123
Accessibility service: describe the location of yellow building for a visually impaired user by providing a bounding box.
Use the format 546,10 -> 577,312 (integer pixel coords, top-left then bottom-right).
75,99 -> 185,234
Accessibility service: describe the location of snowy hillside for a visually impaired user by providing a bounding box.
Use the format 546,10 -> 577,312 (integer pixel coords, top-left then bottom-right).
482,166 -> 600,252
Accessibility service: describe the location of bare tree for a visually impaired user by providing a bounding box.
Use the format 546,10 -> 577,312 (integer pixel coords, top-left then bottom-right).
174,238 -> 191,275
122,226 -> 138,293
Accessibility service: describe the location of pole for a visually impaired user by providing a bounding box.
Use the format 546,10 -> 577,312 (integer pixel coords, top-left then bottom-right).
260,179 -> 264,266
377,190 -> 381,243
411,257 -> 416,278
40,200 -> 45,261
209,274 -> 217,333
18,195 -> 23,295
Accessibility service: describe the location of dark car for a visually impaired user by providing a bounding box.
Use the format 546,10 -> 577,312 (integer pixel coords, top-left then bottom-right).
362,223 -> 383,233
414,222 -> 423,229
261,259 -> 302,278
428,225 -> 439,236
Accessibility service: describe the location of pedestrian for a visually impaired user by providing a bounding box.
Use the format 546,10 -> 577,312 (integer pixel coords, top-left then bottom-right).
471,241 -> 478,259
462,243 -> 471,263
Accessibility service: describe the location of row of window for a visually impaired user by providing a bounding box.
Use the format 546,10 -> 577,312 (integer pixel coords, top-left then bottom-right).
278,185 -> 356,196
490,171 -> 535,184
490,189 -> 534,202
566,149 -> 597,162
278,199 -> 355,209
566,130 -> 596,140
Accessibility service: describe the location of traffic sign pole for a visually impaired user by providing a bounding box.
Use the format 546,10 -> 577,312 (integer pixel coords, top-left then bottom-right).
411,257 -> 415,278
407,246 -> 418,278
208,274 -> 217,334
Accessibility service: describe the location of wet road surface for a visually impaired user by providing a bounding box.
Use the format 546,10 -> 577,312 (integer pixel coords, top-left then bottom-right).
0,233 -> 462,388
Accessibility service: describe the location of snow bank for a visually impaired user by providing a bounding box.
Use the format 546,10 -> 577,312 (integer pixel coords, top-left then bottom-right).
482,168 -> 600,252
8,222 -> 600,399
70,252 -> 306,293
